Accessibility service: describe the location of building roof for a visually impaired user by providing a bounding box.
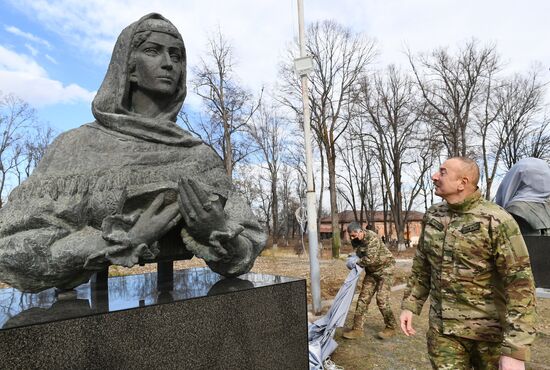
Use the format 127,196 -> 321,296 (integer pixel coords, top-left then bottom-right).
321,210 -> 424,224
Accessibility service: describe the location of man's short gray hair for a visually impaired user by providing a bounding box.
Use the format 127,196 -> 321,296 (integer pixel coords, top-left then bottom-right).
347,221 -> 362,233
450,156 -> 480,187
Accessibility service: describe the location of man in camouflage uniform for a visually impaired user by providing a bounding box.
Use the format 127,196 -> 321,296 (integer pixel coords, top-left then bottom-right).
343,222 -> 397,340
400,157 -> 536,370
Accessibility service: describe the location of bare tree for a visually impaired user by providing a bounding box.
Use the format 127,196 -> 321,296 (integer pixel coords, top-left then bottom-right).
23,126 -> 56,180
524,119 -> 550,161
278,164 -> 301,243
233,167 -> 262,210
417,124 -> 443,211
255,174 -> 273,237
286,132 -> 307,193
279,20 -> 377,257
0,94 -> 37,206
336,115 -> 381,227
476,69 -> 546,198
499,71 -> 548,170
281,110 -> 325,244
180,28 -> 261,177
474,64 -> 503,198
359,65 -> 428,250
233,165 -> 271,231
409,40 -> 499,157
336,136 -> 362,220
247,103 -> 289,247
308,21 -> 377,257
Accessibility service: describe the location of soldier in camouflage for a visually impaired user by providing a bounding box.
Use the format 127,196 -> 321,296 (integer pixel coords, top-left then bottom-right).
343,221 -> 397,340
400,157 -> 536,370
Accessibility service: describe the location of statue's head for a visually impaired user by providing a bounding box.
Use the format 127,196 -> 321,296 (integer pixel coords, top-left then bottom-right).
92,13 -> 187,123
128,17 -> 186,103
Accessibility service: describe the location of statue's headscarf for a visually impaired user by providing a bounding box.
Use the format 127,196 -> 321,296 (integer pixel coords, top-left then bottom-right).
92,13 -> 201,146
495,157 -> 550,209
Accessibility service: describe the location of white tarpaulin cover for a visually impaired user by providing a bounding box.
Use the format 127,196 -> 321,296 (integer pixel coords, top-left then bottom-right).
308,259 -> 363,369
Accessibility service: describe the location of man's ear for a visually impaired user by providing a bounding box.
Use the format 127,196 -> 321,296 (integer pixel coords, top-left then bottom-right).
458,176 -> 469,191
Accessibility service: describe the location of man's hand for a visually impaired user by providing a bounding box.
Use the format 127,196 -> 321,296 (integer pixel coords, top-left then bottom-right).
346,255 -> 358,270
499,356 -> 525,370
400,309 -> 416,336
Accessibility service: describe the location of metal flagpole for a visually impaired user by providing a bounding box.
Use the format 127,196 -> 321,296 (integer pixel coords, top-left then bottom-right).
295,0 -> 321,314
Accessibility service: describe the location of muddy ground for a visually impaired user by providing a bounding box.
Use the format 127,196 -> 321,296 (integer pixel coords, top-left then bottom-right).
2,245 -> 549,369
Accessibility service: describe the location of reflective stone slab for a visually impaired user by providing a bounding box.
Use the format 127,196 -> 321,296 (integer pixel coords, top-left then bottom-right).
0,268 -> 308,369
0,267 -> 299,330
536,288 -> 550,299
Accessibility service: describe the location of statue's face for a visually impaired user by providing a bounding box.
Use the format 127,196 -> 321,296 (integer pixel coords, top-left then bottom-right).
132,31 -> 184,97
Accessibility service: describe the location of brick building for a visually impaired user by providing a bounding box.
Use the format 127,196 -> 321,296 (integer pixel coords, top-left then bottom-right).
320,210 -> 424,246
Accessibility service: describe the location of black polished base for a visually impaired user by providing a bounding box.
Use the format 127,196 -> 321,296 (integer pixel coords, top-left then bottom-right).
0,268 -> 308,369
525,236 -> 550,289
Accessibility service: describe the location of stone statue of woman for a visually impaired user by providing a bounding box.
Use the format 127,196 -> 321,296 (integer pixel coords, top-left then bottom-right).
0,13 -> 266,293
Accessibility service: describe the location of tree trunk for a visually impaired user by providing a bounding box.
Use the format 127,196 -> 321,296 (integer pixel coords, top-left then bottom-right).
382,183 -> 389,242
271,173 -> 279,248
317,142 -> 325,247
327,154 -> 340,258
223,122 -> 233,177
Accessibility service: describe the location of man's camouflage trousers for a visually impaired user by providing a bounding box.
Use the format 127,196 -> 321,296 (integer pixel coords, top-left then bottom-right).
427,327 -> 501,369
353,263 -> 397,330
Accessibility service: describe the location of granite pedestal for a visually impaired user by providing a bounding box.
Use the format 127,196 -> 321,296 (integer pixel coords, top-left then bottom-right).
524,236 -> 550,289
0,268 -> 308,369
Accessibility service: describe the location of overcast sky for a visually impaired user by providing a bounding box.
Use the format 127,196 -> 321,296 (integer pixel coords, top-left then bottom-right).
1,0 -> 549,133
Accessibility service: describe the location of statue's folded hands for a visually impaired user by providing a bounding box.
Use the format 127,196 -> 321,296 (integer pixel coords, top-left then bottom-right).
178,178 -> 228,244
127,192 -> 181,247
